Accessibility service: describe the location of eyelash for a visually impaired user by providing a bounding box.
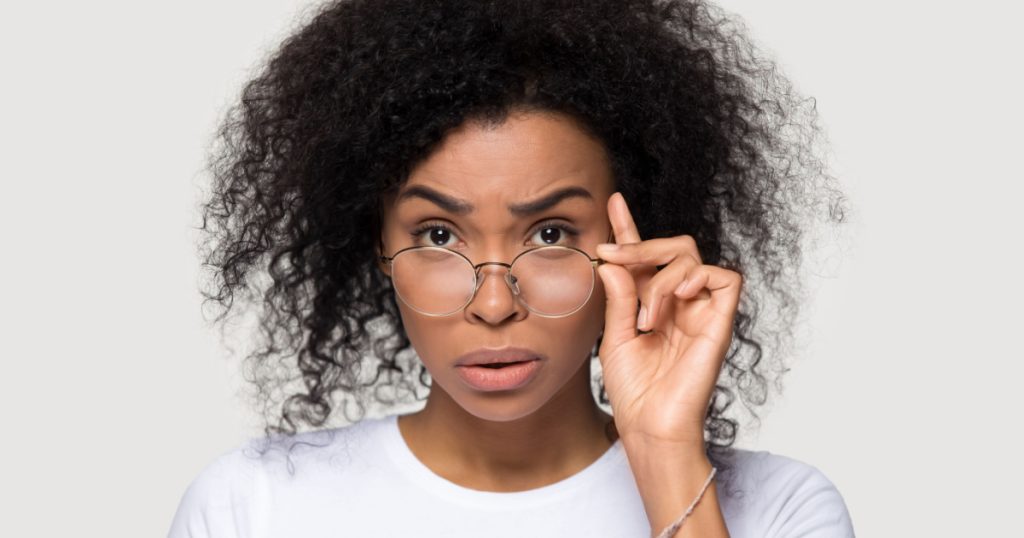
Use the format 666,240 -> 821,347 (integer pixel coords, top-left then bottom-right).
409,220 -> 580,247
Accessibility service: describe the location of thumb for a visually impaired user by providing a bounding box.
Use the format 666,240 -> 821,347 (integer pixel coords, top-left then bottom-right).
596,263 -> 639,351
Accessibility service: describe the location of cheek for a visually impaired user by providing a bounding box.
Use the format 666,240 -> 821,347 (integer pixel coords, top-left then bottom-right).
395,303 -> 445,362
539,283 -> 607,359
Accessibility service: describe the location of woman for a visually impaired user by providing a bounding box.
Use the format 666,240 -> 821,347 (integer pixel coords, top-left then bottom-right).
170,0 -> 854,536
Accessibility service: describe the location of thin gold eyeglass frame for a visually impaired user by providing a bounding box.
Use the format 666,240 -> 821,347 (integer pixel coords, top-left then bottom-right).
378,245 -> 605,318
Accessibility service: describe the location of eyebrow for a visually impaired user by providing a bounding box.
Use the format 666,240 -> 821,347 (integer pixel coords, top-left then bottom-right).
396,184 -> 594,216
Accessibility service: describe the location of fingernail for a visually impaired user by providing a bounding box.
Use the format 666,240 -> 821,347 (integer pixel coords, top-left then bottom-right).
674,279 -> 689,296
637,305 -> 647,329
597,243 -> 620,253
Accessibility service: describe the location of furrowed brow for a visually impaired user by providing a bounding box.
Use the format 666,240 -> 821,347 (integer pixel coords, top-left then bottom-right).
397,185 -> 474,215
508,186 -> 593,216
396,185 -> 593,216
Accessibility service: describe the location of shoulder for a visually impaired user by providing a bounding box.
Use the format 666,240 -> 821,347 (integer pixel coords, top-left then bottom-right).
717,448 -> 855,538
167,417 -> 391,538
166,441 -> 264,538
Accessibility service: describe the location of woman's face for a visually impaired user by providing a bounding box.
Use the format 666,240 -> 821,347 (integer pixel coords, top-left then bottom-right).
379,110 -> 615,422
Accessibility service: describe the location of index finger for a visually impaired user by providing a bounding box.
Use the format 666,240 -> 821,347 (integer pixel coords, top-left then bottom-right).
608,192 -> 642,245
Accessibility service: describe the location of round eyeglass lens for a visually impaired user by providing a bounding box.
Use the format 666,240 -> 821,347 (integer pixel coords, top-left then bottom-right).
510,247 -> 596,316
391,247 -> 476,316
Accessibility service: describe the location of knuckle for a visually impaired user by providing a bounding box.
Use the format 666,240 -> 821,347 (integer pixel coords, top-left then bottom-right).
677,235 -> 702,261
648,281 -> 670,300
646,271 -> 675,297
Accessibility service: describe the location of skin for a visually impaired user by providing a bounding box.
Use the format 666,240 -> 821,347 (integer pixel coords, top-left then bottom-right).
379,110 -> 738,537
379,110 -> 616,491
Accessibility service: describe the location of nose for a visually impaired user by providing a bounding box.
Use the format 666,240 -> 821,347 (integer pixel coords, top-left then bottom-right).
464,263 -> 527,325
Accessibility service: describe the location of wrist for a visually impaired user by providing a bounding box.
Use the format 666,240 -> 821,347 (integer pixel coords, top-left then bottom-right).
652,464 -> 720,538
623,441 -> 711,489
620,441 -> 718,536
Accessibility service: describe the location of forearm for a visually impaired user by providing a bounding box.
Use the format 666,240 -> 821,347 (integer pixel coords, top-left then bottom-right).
622,439 -> 730,538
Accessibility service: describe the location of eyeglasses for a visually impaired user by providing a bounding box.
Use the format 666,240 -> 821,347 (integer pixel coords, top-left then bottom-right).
379,245 -> 604,318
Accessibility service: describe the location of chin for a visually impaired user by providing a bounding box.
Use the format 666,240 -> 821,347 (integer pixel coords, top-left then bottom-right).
463,404 -> 545,423
442,380 -> 555,423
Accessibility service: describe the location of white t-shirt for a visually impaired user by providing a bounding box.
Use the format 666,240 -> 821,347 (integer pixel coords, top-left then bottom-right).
168,414 -> 854,537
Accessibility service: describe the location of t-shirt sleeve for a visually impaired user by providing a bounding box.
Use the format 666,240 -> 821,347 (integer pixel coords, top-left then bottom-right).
758,453 -> 856,538
166,446 -> 262,538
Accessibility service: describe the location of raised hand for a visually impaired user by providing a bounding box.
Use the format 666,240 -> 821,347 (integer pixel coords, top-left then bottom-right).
595,192 -> 743,448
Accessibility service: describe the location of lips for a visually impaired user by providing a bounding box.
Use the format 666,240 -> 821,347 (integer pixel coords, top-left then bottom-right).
456,360 -> 541,391
454,347 -> 544,392
454,347 -> 542,367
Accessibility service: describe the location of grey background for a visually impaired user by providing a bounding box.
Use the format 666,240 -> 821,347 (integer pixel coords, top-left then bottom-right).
1,0 -> 1020,536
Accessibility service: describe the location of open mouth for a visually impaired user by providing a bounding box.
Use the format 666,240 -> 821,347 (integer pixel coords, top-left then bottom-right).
455,358 -> 542,392
476,360 -> 532,369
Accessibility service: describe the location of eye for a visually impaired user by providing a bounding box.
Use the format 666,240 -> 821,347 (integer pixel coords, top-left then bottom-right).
528,222 -> 579,246
410,221 -> 578,249
411,223 -> 459,248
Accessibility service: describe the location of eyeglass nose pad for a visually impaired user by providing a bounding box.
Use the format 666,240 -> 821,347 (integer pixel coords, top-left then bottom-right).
504,273 -> 521,296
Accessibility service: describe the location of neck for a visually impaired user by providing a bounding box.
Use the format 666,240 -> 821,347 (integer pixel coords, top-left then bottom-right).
397,359 -> 617,492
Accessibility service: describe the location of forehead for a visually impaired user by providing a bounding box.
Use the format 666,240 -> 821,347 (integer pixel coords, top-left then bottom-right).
398,111 -> 614,206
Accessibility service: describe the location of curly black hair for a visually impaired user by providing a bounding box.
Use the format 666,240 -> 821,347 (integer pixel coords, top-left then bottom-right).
197,0 -> 847,477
